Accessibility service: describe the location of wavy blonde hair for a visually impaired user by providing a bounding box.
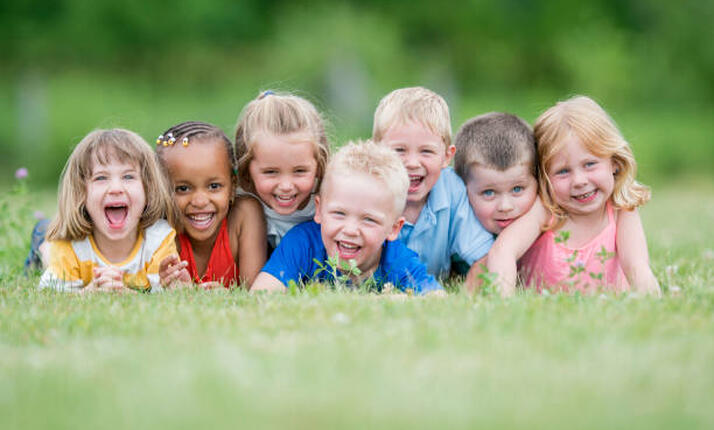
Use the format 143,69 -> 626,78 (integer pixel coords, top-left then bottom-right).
234,90 -> 330,194
323,140 -> 409,217
534,95 -> 650,229
47,129 -> 174,241
372,86 -> 452,148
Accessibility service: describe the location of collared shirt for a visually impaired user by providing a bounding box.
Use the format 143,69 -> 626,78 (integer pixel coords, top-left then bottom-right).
261,221 -> 442,294
398,167 -> 494,278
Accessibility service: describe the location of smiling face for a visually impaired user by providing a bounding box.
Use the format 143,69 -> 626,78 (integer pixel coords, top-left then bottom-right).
85,156 -> 146,255
380,121 -> 454,211
546,134 -> 616,217
466,162 -> 537,234
248,131 -> 318,215
161,139 -> 233,246
314,172 -> 404,281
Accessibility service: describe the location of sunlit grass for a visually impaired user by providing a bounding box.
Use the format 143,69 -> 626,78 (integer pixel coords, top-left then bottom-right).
1,184 -> 713,429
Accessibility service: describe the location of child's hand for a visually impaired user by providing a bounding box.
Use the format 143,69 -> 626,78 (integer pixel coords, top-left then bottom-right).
159,254 -> 191,288
84,266 -> 126,293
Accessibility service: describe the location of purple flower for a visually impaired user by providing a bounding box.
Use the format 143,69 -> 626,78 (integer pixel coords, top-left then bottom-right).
15,167 -> 28,179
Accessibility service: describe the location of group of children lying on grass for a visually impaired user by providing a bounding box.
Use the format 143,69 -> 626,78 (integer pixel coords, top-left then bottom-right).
30,87 -> 661,297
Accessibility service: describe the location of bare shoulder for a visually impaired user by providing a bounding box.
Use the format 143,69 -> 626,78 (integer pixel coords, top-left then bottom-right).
228,195 -> 265,228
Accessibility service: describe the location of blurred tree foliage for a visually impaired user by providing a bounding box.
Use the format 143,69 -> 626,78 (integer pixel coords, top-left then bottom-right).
1,0 -> 713,186
2,0 -> 712,103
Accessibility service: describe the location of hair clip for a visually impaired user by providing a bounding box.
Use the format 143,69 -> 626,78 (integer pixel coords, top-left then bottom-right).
182,137 -> 189,147
156,134 -> 164,145
259,90 -> 275,100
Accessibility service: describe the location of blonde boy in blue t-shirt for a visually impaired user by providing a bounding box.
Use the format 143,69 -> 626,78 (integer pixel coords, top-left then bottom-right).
372,87 -> 494,289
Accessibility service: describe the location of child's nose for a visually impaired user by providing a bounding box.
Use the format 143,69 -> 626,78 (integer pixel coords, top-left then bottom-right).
404,153 -> 419,168
191,190 -> 209,207
277,177 -> 293,192
572,169 -> 588,186
107,176 -> 124,193
341,219 -> 359,235
498,196 -> 514,212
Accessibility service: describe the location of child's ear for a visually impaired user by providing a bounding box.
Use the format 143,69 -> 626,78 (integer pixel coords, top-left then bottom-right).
443,144 -> 456,167
313,195 -> 322,224
387,216 -> 405,241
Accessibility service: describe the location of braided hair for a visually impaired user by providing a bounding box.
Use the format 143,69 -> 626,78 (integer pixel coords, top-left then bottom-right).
156,121 -> 236,173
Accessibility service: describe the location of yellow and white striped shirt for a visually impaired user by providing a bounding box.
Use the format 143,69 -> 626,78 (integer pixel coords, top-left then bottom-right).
38,220 -> 176,292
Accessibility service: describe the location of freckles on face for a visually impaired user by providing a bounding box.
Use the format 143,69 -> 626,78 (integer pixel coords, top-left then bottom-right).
248,131 -> 318,215
466,163 -> 537,234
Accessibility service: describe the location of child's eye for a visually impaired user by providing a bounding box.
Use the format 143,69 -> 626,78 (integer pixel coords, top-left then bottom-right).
393,147 -> 406,153
421,149 -> 435,155
555,168 -> 569,175
363,217 -> 377,224
294,168 -> 308,174
330,210 -> 345,218
481,189 -> 495,198
512,186 -> 524,194
209,183 -> 222,190
262,169 -> 278,175
584,161 -> 597,168
122,174 -> 136,180
93,175 -> 107,181
175,185 -> 189,193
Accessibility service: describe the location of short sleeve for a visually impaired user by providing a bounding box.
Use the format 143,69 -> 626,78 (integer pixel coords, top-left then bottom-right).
261,222 -> 320,287
38,241 -> 85,292
447,172 -> 494,265
145,227 -> 177,289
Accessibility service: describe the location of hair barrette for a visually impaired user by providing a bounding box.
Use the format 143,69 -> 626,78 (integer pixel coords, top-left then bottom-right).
182,137 -> 189,147
259,90 -> 275,100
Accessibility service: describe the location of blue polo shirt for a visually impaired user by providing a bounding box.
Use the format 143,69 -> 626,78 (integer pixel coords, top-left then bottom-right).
398,167 -> 494,278
262,221 -> 442,294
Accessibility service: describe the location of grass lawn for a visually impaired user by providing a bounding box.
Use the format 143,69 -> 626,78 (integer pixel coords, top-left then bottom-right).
1,181 -> 713,429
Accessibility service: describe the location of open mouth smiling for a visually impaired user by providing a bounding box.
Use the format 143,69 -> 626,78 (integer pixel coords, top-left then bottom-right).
105,203 -> 128,229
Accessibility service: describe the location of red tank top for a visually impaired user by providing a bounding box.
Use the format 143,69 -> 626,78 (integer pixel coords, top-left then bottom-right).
178,219 -> 238,287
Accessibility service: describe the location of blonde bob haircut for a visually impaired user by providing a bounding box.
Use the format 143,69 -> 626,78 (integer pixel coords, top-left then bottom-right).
534,95 -> 651,229
323,140 -> 409,217
235,90 -> 330,194
47,128 -> 174,242
372,86 -> 452,148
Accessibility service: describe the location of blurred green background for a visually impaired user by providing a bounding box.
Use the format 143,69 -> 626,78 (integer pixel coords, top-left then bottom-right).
2,0 -> 713,189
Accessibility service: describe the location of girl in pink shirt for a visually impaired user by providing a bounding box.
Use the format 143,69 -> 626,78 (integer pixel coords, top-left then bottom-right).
487,96 -> 660,297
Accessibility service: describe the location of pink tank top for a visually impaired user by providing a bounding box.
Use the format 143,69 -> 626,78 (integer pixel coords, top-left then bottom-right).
519,202 -> 627,293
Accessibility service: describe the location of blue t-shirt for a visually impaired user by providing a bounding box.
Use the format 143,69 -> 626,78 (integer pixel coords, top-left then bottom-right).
262,221 -> 442,294
398,167 -> 494,278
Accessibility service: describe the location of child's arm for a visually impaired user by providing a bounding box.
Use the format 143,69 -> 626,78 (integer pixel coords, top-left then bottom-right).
486,197 -> 548,297
232,196 -> 267,286
616,208 -> 661,296
250,271 -> 287,292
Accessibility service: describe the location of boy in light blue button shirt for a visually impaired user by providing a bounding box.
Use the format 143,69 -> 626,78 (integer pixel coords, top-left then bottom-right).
372,87 -> 494,289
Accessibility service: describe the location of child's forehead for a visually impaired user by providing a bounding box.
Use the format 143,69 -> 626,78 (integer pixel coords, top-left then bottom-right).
468,160 -> 533,182
384,119 -> 445,145
89,146 -> 140,170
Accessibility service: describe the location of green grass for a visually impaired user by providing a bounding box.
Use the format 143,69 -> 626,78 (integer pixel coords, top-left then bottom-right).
1,182 -> 713,429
